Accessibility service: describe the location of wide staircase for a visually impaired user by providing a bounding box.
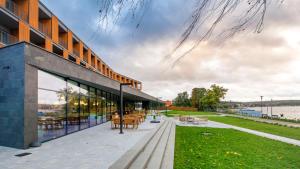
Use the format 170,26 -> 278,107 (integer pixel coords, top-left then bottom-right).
109,118 -> 176,169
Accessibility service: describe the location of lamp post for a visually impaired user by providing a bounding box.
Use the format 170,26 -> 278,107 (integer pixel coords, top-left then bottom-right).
119,83 -> 132,134
260,96 -> 263,113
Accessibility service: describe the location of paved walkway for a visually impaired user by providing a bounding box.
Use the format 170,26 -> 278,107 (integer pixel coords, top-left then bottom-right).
0,120 -> 161,169
223,114 -> 300,128
175,118 -> 300,147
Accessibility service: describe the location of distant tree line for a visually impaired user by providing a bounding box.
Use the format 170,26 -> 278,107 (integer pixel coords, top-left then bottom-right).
173,84 -> 228,111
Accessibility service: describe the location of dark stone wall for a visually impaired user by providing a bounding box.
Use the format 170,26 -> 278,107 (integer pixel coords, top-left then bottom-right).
0,43 -> 25,148
23,63 -> 38,148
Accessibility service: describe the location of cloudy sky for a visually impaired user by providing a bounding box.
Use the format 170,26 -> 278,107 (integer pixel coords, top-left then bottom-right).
41,0 -> 300,102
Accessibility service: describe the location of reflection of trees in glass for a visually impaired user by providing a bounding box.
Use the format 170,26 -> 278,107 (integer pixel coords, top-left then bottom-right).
57,86 -> 80,117
38,90 -> 66,120
80,96 -> 89,116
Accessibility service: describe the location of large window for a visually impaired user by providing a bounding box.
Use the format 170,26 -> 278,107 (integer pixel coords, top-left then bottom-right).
97,90 -> 103,124
37,70 -> 123,142
89,88 -> 97,126
67,80 -> 80,133
80,84 -> 89,129
38,71 -> 67,142
102,91 -> 107,122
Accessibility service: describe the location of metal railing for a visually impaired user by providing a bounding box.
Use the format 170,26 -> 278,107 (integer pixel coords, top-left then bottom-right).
5,0 -> 29,22
39,22 -> 52,37
0,29 -> 18,45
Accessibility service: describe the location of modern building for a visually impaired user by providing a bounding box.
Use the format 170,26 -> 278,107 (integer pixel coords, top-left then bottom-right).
0,0 -> 162,149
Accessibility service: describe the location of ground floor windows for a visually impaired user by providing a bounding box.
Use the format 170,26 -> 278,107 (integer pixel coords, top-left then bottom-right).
37,89 -> 67,142
37,70 -> 120,142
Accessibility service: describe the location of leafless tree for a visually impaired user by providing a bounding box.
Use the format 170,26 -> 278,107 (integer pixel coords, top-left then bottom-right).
97,0 -> 282,66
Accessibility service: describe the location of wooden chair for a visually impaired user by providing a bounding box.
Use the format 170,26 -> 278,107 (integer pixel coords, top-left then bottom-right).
124,117 -> 138,129
111,113 -> 121,129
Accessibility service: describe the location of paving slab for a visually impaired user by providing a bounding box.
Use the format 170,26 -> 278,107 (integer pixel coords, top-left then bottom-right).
0,120 -> 160,169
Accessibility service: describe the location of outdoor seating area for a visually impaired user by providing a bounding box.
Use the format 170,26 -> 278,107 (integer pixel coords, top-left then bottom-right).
178,115 -> 208,125
111,112 -> 146,129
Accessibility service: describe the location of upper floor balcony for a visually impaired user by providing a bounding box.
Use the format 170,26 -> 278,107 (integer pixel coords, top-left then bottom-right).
5,0 -> 29,22
38,22 -> 51,37
0,29 -> 17,45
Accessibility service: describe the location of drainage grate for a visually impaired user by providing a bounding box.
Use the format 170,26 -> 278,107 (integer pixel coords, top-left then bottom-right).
15,152 -> 32,157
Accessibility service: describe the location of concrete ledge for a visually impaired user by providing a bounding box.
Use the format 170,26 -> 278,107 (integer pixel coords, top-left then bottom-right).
109,120 -> 167,169
161,122 -> 176,169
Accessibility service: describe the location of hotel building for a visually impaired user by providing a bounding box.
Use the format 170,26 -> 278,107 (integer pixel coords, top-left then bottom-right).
0,0 -> 162,149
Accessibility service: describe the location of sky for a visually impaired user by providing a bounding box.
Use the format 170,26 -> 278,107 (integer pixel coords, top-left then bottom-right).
41,0 -> 300,102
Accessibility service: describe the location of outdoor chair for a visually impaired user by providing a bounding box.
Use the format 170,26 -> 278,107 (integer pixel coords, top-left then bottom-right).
111,115 -> 120,129
124,117 -> 138,129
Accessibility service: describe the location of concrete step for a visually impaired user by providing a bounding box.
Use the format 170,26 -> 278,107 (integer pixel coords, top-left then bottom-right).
109,118 -> 175,169
160,121 -> 176,169
109,119 -> 168,169
128,120 -> 170,169
145,121 -> 173,169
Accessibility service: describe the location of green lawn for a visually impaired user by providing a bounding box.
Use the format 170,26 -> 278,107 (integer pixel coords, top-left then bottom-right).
175,127 -> 300,169
208,116 -> 300,140
165,110 -> 216,117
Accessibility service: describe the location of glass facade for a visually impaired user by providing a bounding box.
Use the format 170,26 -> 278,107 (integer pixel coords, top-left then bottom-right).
38,70 -> 120,142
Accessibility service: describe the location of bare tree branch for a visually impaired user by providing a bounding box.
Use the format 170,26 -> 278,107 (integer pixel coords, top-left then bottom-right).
96,0 -> 283,67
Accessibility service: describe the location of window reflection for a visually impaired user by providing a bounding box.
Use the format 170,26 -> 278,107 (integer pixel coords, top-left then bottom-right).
38,70 -> 66,91
102,91 -> 107,122
38,89 -> 66,142
37,70 -> 122,142
67,80 -> 80,133
97,90 -> 103,124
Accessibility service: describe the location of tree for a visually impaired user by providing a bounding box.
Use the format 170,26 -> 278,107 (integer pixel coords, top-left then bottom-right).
191,88 -> 206,110
173,91 -> 191,107
201,84 -> 228,111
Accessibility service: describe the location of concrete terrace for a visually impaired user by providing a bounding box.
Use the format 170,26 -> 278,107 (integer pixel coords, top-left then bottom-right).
0,119 -> 162,169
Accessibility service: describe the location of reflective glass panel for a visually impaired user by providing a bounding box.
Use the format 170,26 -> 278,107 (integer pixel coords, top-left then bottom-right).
38,89 -> 66,142
38,70 -> 66,91
90,96 -> 97,126
97,90 -> 103,124
80,95 -> 89,129
67,80 -> 80,133
102,91 -> 107,122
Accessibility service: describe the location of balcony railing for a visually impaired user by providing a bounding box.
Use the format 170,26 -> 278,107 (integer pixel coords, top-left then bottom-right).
58,37 -> 68,49
5,0 -> 29,22
39,22 -> 52,37
0,29 -> 18,45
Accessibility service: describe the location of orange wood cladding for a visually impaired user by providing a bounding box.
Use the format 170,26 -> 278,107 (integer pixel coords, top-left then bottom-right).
87,49 -> 92,65
63,50 -> 68,59
51,16 -> 59,43
45,38 -> 52,52
79,41 -> 83,59
39,19 -> 51,37
0,0 -> 5,7
15,0 -> 29,21
67,31 -> 73,53
18,21 -> 30,42
29,0 -> 39,29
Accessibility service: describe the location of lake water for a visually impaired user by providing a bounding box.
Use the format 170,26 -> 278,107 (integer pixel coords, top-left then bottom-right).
247,106 -> 300,120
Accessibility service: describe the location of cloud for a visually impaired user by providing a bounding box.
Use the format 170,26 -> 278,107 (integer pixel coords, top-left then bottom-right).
41,0 -> 300,101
